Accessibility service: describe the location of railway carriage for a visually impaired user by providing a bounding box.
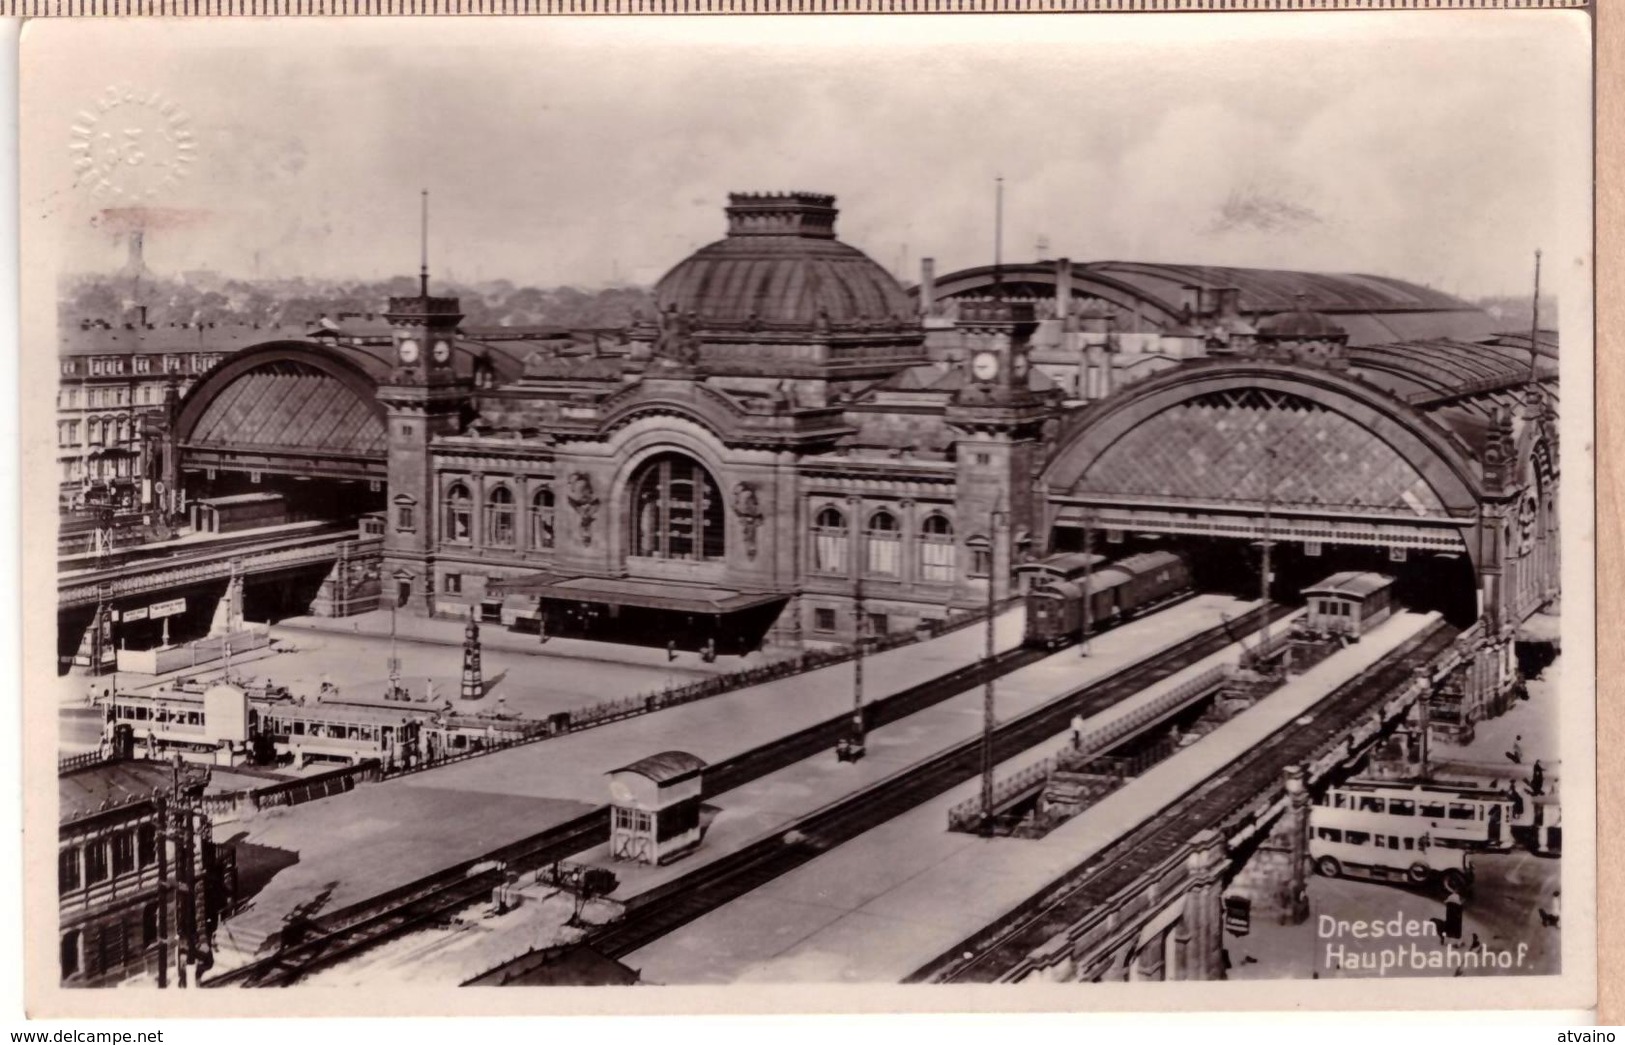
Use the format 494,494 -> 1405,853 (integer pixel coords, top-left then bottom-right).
1302,571 -> 1397,640
1024,550 -> 1194,648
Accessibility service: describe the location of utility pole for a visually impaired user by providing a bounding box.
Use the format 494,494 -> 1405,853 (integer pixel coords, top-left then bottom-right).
993,176 -> 1005,295
980,502 -> 1004,834
851,573 -> 867,754
1528,248 -> 1543,383
1259,447 -> 1277,663
1080,510 -> 1096,656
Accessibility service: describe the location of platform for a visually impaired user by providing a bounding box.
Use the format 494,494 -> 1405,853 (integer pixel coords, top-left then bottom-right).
274,595 -> 1267,982
214,606 -> 1028,959
626,611 -> 1439,984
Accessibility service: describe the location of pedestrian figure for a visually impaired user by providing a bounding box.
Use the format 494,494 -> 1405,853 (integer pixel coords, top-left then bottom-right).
1070,714 -> 1085,749
666,639 -> 677,662
1440,886 -> 1465,942
1531,760 -> 1545,796
1507,782 -> 1525,820
1506,734 -> 1523,765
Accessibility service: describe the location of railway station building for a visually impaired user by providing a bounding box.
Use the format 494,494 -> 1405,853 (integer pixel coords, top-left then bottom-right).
152,190 -> 1559,714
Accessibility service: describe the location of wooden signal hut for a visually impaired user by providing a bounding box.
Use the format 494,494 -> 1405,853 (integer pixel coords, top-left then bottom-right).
606,751 -> 707,866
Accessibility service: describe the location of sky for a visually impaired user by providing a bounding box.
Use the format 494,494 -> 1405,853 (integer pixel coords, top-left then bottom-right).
20,12 -> 1592,298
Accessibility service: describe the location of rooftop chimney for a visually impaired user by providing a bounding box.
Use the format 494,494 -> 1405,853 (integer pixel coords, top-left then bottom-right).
1054,257 -> 1072,328
920,257 -> 937,317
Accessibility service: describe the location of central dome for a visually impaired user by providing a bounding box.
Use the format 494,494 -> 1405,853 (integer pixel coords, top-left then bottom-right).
655,192 -> 914,330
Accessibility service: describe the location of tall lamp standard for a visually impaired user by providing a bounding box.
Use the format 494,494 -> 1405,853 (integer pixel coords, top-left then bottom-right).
839,573 -> 868,763
390,569 -> 413,700
979,501 -> 1006,835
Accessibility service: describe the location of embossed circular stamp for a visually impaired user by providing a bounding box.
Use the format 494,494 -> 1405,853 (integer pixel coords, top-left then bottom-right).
67,85 -> 198,202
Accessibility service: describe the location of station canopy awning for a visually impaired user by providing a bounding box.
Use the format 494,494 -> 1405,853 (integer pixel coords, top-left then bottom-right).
485,572 -> 787,615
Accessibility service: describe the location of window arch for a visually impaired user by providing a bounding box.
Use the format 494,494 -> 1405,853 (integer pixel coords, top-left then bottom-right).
812,506 -> 849,574
443,483 -> 472,543
865,509 -> 901,576
484,484 -> 515,547
629,453 -> 725,561
530,486 -> 556,549
920,513 -> 955,582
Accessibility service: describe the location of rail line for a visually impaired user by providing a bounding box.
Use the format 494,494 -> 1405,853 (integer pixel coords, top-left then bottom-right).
470,603 -> 1294,981
206,617 -> 1054,987
60,519 -> 358,578
908,617 -> 1460,984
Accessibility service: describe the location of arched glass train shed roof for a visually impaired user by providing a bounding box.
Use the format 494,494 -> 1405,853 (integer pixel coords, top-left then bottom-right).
921,260 -> 1500,346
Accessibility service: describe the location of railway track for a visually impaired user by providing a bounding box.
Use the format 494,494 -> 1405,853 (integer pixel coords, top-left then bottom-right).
908,617 -> 1460,984
472,602 -> 1293,978
207,619 -> 1053,987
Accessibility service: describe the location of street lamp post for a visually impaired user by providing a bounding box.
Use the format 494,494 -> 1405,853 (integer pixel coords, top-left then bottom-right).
980,501 -> 1005,835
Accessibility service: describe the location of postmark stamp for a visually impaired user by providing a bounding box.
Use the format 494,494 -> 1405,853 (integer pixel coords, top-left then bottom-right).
67,84 -> 198,202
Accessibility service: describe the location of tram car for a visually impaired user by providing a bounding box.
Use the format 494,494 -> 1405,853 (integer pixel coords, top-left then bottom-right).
100,683 -> 421,770
1024,549 -> 1195,648
1302,571 -> 1396,640
1013,551 -> 1107,595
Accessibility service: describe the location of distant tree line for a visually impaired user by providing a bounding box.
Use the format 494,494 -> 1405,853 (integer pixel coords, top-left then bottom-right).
59,273 -> 657,332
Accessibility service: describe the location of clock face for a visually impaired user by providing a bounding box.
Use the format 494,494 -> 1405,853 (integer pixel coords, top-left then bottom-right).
397,338 -> 420,365
971,351 -> 1000,382
433,339 -> 453,364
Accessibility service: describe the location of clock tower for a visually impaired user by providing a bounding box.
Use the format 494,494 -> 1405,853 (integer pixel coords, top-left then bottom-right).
947,300 -> 1049,607
378,284 -> 471,613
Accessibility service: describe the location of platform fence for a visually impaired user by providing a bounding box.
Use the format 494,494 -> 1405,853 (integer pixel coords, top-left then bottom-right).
946,663 -> 1231,833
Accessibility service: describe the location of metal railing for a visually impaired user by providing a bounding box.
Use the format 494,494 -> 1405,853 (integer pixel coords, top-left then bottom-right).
946,664 -> 1230,832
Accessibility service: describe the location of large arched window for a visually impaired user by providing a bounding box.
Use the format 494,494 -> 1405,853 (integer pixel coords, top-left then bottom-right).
812,506 -> 849,574
865,509 -> 900,577
531,487 -> 556,549
629,453 -> 725,561
920,513 -> 955,582
444,483 -> 472,543
485,485 -> 515,547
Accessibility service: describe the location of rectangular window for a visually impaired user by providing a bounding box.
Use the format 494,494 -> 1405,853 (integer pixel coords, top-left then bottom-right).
111,831 -> 134,875
970,547 -> 992,578
397,504 -> 415,531
1344,831 -> 1370,847
813,529 -> 849,574
1374,835 -> 1387,849
58,848 -> 81,893
84,842 -> 108,884
1358,796 -> 1384,813
814,608 -> 837,633
444,573 -> 462,594
1447,803 -> 1476,821
867,613 -> 889,637
1319,828 -> 1342,844
1389,799 -> 1416,817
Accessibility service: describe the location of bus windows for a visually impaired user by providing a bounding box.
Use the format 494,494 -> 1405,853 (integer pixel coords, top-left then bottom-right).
1318,828 -> 1343,843
1359,796 -> 1384,813
1345,830 -> 1371,846
1389,799 -> 1416,817
1374,835 -> 1387,848
1402,837 -> 1416,850
1420,802 -> 1447,819
1332,793 -> 1349,809
1447,803 -> 1476,821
